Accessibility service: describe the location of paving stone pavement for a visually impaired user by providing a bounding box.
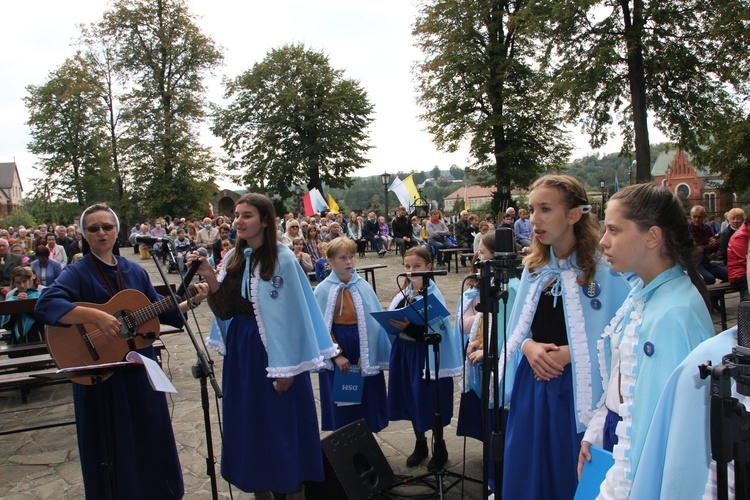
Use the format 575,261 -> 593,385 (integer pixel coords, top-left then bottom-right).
0,248 -> 737,499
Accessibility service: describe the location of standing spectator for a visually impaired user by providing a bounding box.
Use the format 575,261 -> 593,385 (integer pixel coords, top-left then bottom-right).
46,233 -> 67,269
514,208 -> 532,248
688,205 -> 727,284
363,212 -> 386,256
198,193 -> 335,499
31,246 -> 63,287
426,210 -> 456,268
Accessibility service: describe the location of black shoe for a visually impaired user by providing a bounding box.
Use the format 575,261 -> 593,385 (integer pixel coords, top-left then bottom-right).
460,257 -> 467,267
427,439 -> 448,471
406,440 -> 428,467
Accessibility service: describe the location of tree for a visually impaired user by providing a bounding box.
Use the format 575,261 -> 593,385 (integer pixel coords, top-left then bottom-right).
541,0 -> 750,182
212,43 -> 374,199
25,54 -> 116,207
99,0 -> 222,216
413,0 -> 573,211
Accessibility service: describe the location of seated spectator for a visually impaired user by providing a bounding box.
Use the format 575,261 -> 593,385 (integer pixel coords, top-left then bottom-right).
363,212 -> 385,256
726,214 -> 750,300
0,238 -> 23,299
514,208 -> 532,248
323,222 -> 343,243
46,233 -> 67,269
31,246 -> 62,287
195,217 -> 219,249
2,267 -> 43,344
173,229 -> 196,274
211,224 -> 233,268
426,209 -> 456,267
348,215 -> 367,257
473,221 -> 492,252
689,205 -> 727,284
377,217 -> 393,252
392,206 -> 415,259
9,244 -> 29,264
292,237 -> 314,273
16,227 -> 33,255
137,224 -> 151,260
304,226 -> 322,260
282,220 -> 301,248
499,214 -> 514,229
718,208 -> 745,264
411,216 -> 425,248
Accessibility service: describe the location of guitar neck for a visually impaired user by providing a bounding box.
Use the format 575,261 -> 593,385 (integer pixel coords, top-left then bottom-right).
126,285 -> 196,328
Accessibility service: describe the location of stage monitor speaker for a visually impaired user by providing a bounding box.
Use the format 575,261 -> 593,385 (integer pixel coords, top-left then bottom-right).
307,419 -> 396,499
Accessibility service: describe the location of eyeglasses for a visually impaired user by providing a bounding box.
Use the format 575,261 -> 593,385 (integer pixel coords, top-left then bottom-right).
85,224 -> 116,233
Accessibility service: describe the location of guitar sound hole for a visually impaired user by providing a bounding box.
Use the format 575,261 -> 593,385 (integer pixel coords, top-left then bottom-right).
115,310 -> 135,338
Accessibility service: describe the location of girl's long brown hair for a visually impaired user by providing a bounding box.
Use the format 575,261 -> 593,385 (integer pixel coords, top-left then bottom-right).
225,193 -> 279,281
523,173 -> 600,285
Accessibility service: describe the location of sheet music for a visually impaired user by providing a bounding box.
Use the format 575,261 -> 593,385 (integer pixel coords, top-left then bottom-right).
125,352 -> 177,393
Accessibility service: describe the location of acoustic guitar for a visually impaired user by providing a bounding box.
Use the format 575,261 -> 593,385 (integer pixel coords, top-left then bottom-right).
45,287 -> 194,385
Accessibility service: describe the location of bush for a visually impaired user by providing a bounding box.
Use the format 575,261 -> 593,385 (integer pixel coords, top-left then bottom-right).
1,209 -> 37,229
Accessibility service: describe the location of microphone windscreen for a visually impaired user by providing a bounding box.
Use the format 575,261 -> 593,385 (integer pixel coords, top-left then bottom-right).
738,301 -> 750,349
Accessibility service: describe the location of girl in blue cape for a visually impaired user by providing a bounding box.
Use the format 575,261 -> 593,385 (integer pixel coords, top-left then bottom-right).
578,183 -> 713,498
387,246 -> 461,471
314,237 -> 390,433
501,174 -> 631,500
197,194 -> 336,500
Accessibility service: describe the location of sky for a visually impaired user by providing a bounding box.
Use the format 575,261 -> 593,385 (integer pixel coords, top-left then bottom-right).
0,0 -> 660,193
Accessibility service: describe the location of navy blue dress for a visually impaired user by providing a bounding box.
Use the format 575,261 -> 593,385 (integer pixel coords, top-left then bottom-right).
35,255 -> 184,499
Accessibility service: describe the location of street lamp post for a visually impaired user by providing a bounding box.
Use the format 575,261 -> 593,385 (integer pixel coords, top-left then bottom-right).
381,173 -> 391,220
600,179 -> 606,218
295,186 -> 303,214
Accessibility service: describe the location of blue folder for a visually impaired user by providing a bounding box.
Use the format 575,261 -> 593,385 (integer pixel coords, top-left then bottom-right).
574,445 -> 615,499
331,365 -> 363,405
369,293 -> 450,335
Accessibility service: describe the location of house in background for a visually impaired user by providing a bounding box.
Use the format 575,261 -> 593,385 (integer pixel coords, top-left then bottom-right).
443,185 -> 496,212
0,162 -> 24,218
651,149 -> 732,215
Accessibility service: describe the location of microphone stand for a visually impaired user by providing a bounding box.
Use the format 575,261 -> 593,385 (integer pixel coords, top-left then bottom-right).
401,273 -> 481,498
149,242 -> 222,500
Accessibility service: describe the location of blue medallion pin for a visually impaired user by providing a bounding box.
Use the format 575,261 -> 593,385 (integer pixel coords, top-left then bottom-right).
643,341 -> 655,357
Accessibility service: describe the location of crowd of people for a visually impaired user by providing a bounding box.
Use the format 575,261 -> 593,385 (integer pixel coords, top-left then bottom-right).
5,171 -> 750,499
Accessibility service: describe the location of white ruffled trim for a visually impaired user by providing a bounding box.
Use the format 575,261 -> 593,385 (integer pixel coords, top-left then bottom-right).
205,336 -> 226,356
497,275 -> 545,387
610,298 -> 645,498
250,264 -> 267,352
596,298 -> 633,409
349,286 -> 380,376
562,268 -> 595,427
462,311 -> 482,392
267,357 -> 326,378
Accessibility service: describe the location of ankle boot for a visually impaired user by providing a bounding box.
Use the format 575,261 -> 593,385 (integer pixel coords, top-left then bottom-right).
427,439 -> 448,471
253,492 -> 274,500
406,439 -> 429,467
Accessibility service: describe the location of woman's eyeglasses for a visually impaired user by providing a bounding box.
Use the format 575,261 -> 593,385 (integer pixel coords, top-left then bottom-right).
85,224 -> 116,233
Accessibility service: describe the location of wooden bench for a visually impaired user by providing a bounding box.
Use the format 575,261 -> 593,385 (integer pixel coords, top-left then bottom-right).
707,281 -> 741,330
438,247 -> 472,273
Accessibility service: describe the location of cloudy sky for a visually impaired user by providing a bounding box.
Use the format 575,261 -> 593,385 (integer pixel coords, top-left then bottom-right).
0,0 -> 643,192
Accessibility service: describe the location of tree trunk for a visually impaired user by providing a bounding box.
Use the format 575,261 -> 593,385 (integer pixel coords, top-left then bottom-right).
622,0 -> 651,182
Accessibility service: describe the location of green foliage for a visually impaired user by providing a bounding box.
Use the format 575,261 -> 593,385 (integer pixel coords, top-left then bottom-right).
212,43 -> 374,199
24,54 -> 116,207
413,0 -> 573,201
541,0 -> 750,182
1,209 -> 37,229
99,0 -> 222,216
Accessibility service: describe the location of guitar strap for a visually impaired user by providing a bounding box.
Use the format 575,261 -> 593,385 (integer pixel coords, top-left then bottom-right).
90,255 -> 125,300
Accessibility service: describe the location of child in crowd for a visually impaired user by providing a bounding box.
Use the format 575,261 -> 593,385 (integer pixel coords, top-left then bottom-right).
315,241 -> 331,283
2,266 -> 43,344
578,183 -> 713,497
387,247 -> 462,470
378,216 -> 393,252
314,238 -> 390,432
500,173 -> 631,500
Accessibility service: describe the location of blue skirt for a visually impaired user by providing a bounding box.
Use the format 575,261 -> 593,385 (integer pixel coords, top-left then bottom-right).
387,336 -> 453,433
72,346 -> 183,499
319,323 -> 388,432
502,357 -> 582,500
221,314 -> 323,493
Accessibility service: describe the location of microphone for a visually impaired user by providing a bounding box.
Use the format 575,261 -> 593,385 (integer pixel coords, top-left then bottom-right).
399,270 -> 448,278
133,234 -> 172,246
177,247 -> 208,297
493,227 -> 516,258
